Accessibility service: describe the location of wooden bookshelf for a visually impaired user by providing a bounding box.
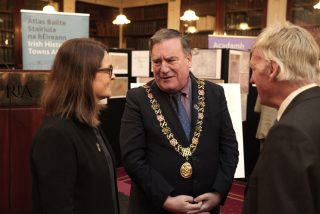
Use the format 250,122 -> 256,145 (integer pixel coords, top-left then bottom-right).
76,1 -> 119,48
123,4 -> 168,50
224,0 -> 267,37
180,0 -> 216,49
179,0 -> 266,48
0,11 -> 14,68
287,0 -> 320,47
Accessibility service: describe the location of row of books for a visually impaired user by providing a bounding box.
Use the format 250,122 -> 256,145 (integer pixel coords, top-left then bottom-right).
123,20 -> 167,36
293,10 -> 320,26
0,47 -> 13,64
91,20 -> 119,37
225,28 -> 262,37
124,4 -> 167,21
225,12 -> 262,30
226,0 -> 264,11
0,12 -> 12,30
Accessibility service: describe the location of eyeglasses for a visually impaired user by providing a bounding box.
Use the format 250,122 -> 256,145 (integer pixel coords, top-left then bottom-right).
97,65 -> 113,77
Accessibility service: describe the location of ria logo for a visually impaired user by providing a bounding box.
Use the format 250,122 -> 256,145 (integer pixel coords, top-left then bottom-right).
6,84 -> 32,98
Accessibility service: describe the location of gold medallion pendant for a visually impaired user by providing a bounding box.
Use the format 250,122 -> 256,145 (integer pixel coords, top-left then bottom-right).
180,162 -> 192,178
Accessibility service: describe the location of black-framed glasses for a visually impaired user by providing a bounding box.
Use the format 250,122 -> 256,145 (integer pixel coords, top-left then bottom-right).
97,65 -> 113,77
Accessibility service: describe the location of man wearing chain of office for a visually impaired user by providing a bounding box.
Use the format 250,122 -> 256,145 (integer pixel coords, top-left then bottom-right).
120,28 -> 239,214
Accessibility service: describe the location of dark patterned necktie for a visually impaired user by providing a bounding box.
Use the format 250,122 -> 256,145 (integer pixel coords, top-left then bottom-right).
173,93 -> 191,140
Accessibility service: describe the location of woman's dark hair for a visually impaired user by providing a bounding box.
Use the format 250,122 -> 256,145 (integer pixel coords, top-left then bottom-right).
41,38 -> 108,127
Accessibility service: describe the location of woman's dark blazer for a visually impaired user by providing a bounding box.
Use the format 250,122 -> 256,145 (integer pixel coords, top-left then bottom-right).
30,116 -> 120,214
120,75 -> 239,213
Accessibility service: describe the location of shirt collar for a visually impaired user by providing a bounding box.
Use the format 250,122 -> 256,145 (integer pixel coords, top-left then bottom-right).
180,76 -> 191,98
277,83 -> 317,121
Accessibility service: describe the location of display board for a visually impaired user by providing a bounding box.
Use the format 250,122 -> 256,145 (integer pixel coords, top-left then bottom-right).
191,49 -> 222,79
208,35 -> 256,51
131,50 -> 150,77
219,83 -> 244,178
21,10 -> 89,70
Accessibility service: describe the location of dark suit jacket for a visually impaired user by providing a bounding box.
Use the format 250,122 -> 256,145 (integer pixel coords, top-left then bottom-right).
243,86 -> 320,214
30,116 -> 120,214
120,75 -> 239,213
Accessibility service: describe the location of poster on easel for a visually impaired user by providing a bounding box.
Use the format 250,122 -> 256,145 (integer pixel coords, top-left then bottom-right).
219,83 -> 245,178
21,10 -> 89,70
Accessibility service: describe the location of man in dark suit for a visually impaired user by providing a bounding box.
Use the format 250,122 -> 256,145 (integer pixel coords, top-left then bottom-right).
243,22 -> 320,214
120,28 -> 239,214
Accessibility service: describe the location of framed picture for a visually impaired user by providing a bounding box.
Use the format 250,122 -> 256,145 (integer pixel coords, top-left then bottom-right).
110,77 -> 128,99
109,52 -> 128,75
228,50 -> 250,94
191,49 -> 222,79
131,50 -> 150,77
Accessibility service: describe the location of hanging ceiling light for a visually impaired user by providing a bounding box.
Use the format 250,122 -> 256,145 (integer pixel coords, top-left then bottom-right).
42,0 -> 56,13
314,1 -> 320,9
180,9 -> 199,21
113,14 -> 131,25
113,0 -> 131,25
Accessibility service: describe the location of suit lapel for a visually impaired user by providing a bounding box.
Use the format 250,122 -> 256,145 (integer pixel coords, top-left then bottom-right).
150,82 -> 190,145
282,86 -> 320,118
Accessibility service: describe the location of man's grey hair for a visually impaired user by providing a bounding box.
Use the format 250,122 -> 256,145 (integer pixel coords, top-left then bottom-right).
252,21 -> 320,82
149,28 -> 192,55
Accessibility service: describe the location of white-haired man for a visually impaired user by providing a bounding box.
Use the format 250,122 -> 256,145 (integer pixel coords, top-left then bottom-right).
243,22 -> 320,214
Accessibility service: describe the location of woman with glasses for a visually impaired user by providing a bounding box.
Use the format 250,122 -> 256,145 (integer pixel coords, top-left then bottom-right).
30,38 -> 119,214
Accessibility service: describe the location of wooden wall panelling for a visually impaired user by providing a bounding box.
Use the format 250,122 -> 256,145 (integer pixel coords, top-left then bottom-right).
0,109 -> 10,214
9,107 -> 44,214
215,0 -> 225,34
0,107 -> 43,214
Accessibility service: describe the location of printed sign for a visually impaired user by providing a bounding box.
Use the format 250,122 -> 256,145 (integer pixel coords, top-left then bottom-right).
208,35 -> 256,51
21,10 -> 89,70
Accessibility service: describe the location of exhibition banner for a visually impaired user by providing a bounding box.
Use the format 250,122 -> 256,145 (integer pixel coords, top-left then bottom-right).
208,35 -> 256,51
21,10 -> 89,70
